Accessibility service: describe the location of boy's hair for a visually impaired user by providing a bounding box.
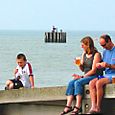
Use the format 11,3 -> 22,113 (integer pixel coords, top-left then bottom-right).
17,53 -> 27,61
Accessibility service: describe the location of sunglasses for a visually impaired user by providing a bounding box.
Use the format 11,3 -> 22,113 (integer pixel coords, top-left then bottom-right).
101,43 -> 106,47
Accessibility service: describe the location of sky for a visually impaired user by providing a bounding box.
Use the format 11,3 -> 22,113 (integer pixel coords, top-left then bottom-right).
0,0 -> 115,31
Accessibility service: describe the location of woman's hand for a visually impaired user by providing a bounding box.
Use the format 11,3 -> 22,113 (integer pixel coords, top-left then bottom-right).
96,63 -> 102,69
100,62 -> 110,68
72,74 -> 82,80
96,62 -> 109,68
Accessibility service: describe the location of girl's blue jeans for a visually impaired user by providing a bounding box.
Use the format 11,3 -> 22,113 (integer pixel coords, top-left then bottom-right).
66,75 -> 97,96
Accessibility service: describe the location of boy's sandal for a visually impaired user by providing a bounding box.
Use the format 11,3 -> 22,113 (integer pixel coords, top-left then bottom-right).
60,106 -> 73,115
70,106 -> 80,115
5,86 -> 9,90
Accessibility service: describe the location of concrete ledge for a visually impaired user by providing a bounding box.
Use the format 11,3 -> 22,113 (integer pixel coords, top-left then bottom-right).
84,84 -> 115,98
0,84 -> 115,115
0,86 -> 66,104
82,84 -> 115,114
0,84 -> 115,104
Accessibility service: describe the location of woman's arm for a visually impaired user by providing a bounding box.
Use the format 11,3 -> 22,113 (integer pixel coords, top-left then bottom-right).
79,52 -> 85,72
84,52 -> 102,77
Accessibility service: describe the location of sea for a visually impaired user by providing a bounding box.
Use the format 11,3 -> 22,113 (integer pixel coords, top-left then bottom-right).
0,30 -> 115,90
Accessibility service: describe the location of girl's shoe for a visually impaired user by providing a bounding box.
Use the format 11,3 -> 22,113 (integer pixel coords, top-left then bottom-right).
60,106 -> 73,115
70,106 -> 80,115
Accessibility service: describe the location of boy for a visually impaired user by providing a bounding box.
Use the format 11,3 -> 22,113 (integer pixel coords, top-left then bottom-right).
5,53 -> 34,89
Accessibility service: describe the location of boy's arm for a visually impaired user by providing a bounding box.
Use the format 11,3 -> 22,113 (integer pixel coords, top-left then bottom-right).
29,75 -> 34,88
13,68 -> 18,78
27,63 -> 34,88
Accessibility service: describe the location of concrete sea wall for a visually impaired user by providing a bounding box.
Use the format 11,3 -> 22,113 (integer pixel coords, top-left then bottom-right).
0,85 -> 115,115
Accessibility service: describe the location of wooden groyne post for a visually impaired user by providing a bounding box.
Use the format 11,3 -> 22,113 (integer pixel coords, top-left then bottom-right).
45,32 -> 66,43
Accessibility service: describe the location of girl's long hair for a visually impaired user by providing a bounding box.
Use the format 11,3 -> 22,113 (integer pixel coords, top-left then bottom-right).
81,36 -> 98,54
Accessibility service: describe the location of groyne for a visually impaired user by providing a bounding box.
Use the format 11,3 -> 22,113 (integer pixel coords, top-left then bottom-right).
45,32 -> 66,43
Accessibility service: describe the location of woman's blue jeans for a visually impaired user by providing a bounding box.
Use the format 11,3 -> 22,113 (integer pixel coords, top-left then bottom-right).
66,76 -> 97,96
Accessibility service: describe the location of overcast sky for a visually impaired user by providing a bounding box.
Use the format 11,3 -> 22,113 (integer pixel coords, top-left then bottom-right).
0,0 -> 115,31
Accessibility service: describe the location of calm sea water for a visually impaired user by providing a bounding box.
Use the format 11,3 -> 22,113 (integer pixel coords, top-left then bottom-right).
0,30 -> 115,90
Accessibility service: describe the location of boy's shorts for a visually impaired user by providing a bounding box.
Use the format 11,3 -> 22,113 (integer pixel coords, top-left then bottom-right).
10,79 -> 23,89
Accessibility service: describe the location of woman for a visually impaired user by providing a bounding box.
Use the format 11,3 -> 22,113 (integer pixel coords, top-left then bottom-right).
60,36 -> 103,115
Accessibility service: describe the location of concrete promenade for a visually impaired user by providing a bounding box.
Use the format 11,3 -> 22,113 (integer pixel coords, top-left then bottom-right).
0,84 -> 114,115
